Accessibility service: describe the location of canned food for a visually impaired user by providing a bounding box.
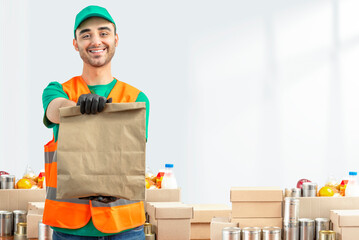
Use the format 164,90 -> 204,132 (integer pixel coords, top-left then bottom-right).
222,227 -> 241,240
0,211 -> 13,236
315,218 -> 330,240
38,221 -> 53,240
284,197 -> 300,223
262,227 -> 281,240
299,218 -> 315,240
284,222 -> 299,240
285,188 -> 301,198
302,183 -> 317,197
0,175 -> 15,189
14,222 -> 27,240
13,210 -> 27,234
318,230 -> 335,240
144,222 -> 155,240
242,227 -> 261,240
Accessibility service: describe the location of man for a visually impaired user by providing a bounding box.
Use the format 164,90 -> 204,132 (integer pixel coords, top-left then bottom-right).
42,5 -> 149,239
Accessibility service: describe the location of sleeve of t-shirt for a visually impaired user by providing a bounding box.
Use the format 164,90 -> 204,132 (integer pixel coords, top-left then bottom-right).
42,82 -> 69,128
135,92 -> 150,141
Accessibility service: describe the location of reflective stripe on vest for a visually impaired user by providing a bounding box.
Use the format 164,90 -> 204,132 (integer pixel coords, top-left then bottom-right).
43,76 -> 145,233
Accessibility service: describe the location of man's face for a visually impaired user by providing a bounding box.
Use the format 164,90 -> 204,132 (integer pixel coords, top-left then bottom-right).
73,17 -> 118,68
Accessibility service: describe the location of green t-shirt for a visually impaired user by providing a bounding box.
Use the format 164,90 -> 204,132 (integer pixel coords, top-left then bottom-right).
42,78 -> 149,236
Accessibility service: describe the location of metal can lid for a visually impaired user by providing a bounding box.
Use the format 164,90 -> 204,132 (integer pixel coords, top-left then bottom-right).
315,218 -> 330,223
0,210 -> 12,215
0,175 -> 15,181
302,182 -> 317,189
319,230 -> 336,235
13,210 -> 27,215
262,226 -> 281,233
242,227 -> 261,233
299,218 -> 315,226
223,227 -> 241,233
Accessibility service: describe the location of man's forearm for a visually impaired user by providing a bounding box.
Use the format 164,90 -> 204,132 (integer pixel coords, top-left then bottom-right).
46,98 -> 76,124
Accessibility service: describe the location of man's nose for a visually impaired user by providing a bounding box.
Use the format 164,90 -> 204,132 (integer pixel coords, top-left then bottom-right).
92,35 -> 102,46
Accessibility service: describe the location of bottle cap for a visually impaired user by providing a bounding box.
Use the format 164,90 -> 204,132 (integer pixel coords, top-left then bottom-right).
349,171 -> 358,176
165,164 -> 174,168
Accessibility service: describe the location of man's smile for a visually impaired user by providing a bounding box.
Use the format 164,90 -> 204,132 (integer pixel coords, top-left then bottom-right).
88,47 -> 107,55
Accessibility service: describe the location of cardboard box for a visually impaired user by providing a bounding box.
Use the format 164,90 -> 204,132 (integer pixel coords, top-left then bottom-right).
147,202 -> 193,240
191,223 -> 210,240
190,204 -> 231,223
332,223 -> 359,240
231,218 -> 282,228
27,202 -> 45,239
145,188 -> 181,202
330,210 -> 359,227
330,210 -> 359,240
0,189 -> 46,211
232,202 -> 282,218
210,217 -> 238,240
300,197 -> 359,219
230,187 -> 283,202
189,204 -> 231,240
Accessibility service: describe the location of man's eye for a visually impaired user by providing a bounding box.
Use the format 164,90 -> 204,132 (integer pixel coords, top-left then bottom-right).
82,34 -> 90,39
101,32 -> 108,36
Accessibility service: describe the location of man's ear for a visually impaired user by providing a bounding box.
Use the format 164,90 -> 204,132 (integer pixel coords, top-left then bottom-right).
115,34 -> 119,47
73,39 -> 79,51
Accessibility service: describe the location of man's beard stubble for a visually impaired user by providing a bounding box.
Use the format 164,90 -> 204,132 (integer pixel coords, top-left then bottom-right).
79,43 -> 116,68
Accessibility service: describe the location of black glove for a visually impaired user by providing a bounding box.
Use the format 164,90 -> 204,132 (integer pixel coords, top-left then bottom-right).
90,196 -> 118,203
77,94 -> 112,114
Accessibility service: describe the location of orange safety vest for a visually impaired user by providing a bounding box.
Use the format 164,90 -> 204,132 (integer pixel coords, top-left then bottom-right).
43,76 -> 145,233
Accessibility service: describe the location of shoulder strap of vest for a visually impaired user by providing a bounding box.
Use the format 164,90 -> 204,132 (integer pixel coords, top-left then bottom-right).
108,79 -> 140,103
62,76 -> 90,102
62,76 -> 140,103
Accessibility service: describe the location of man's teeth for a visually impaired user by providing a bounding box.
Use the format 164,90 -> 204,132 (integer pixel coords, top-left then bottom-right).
90,49 -> 105,53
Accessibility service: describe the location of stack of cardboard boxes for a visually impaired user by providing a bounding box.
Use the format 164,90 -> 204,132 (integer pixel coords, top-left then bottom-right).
230,187 -> 283,228
330,210 -> 359,240
145,188 -> 194,240
189,204 -> 231,240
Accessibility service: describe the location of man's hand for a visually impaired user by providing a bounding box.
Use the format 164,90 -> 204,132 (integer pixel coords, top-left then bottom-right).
83,196 -> 118,203
77,94 -> 112,114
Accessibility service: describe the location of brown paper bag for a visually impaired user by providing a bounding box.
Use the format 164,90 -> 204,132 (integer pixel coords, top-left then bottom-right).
56,102 -> 146,201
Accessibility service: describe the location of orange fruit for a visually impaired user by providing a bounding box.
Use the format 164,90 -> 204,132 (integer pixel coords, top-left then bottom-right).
319,186 -> 334,197
17,178 -> 32,189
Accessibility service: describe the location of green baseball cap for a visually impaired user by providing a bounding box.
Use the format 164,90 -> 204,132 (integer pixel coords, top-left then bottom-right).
74,5 -> 116,38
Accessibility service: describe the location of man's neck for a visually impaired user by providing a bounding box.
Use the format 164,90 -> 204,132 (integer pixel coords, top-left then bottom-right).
81,63 -> 114,85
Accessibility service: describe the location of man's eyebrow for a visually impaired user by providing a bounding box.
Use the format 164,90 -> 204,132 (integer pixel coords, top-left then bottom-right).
79,28 -> 91,35
98,26 -> 112,31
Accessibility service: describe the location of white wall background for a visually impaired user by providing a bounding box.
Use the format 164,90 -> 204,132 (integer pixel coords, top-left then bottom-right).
1,0 -> 359,205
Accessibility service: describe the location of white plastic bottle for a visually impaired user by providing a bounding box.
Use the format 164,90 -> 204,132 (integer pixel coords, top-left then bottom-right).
345,171 -> 359,197
161,164 -> 178,189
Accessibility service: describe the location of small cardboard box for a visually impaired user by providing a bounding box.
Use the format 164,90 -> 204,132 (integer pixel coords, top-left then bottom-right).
210,217 -> 238,240
230,187 -> 283,202
231,217 -> 283,228
190,204 -> 231,240
147,202 -> 193,240
300,197 -> 359,219
27,202 -> 45,239
0,189 -> 46,211
232,202 -> 282,218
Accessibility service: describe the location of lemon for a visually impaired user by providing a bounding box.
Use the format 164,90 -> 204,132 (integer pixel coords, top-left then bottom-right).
17,179 -> 33,189
319,186 -> 334,197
